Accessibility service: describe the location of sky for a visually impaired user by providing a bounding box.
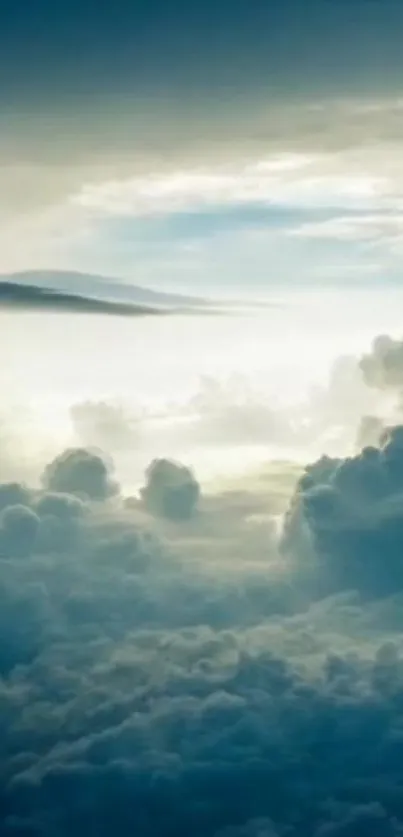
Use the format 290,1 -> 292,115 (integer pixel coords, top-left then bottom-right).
6,4 -> 403,836
2,0 -> 403,293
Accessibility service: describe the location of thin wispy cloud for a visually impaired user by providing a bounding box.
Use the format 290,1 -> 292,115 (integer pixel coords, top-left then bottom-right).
3,101 -> 403,286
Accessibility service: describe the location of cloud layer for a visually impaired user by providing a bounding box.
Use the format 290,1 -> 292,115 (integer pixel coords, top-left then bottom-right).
2,379 -> 403,834
4,96 -> 403,287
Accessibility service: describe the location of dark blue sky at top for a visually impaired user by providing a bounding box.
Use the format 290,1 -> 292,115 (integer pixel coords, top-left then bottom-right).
2,0 -> 403,107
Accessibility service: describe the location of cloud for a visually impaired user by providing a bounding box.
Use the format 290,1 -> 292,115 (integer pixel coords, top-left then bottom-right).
358,335 -> 403,422
360,335 -> 403,392
0,483 -> 32,511
71,401 -> 140,451
65,359 -> 380,476
355,415 -> 385,450
72,157 -> 318,218
2,96 -> 403,279
0,281 -> 161,317
42,448 -> 120,500
141,458 -> 201,520
3,97 -> 403,286
3,425 -> 403,834
0,504 -> 40,558
282,423 -> 403,596
290,213 -> 403,243
314,804 -> 403,836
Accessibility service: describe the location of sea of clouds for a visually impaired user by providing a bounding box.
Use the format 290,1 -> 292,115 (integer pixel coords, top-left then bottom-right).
3,321 -> 403,834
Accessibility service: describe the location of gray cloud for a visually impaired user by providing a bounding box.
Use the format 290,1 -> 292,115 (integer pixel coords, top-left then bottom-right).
0,281 -> 161,317
0,483 -> 32,512
141,458 -> 201,520
70,402 -> 140,451
355,415 -> 385,450
42,448 -> 120,501
1,433 -> 403,834
353,335 -> 403,450
0,504 -> 40,558
282,423 -> 403,596
360,335 -> 403,393
2,96 -> 403,225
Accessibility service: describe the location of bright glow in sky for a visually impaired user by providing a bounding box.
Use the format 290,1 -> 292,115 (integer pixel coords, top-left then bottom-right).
2,11 -> 403,484
2,288 -> 403,487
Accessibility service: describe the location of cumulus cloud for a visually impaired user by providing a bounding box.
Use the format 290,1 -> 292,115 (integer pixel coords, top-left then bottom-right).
353,334 -> 403,443
0,483 -> 32,511
65,358 -> 381,480
42,448 -> 119,500
70,401 -> 140,451
282,424 -> 403,595
360,334 -> 403,392
2,433 -> 403,834
141,458 -> 201,520
0,503 -> 39,558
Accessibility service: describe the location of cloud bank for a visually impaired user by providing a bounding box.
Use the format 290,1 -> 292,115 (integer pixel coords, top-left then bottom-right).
2,361 -> 403,835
